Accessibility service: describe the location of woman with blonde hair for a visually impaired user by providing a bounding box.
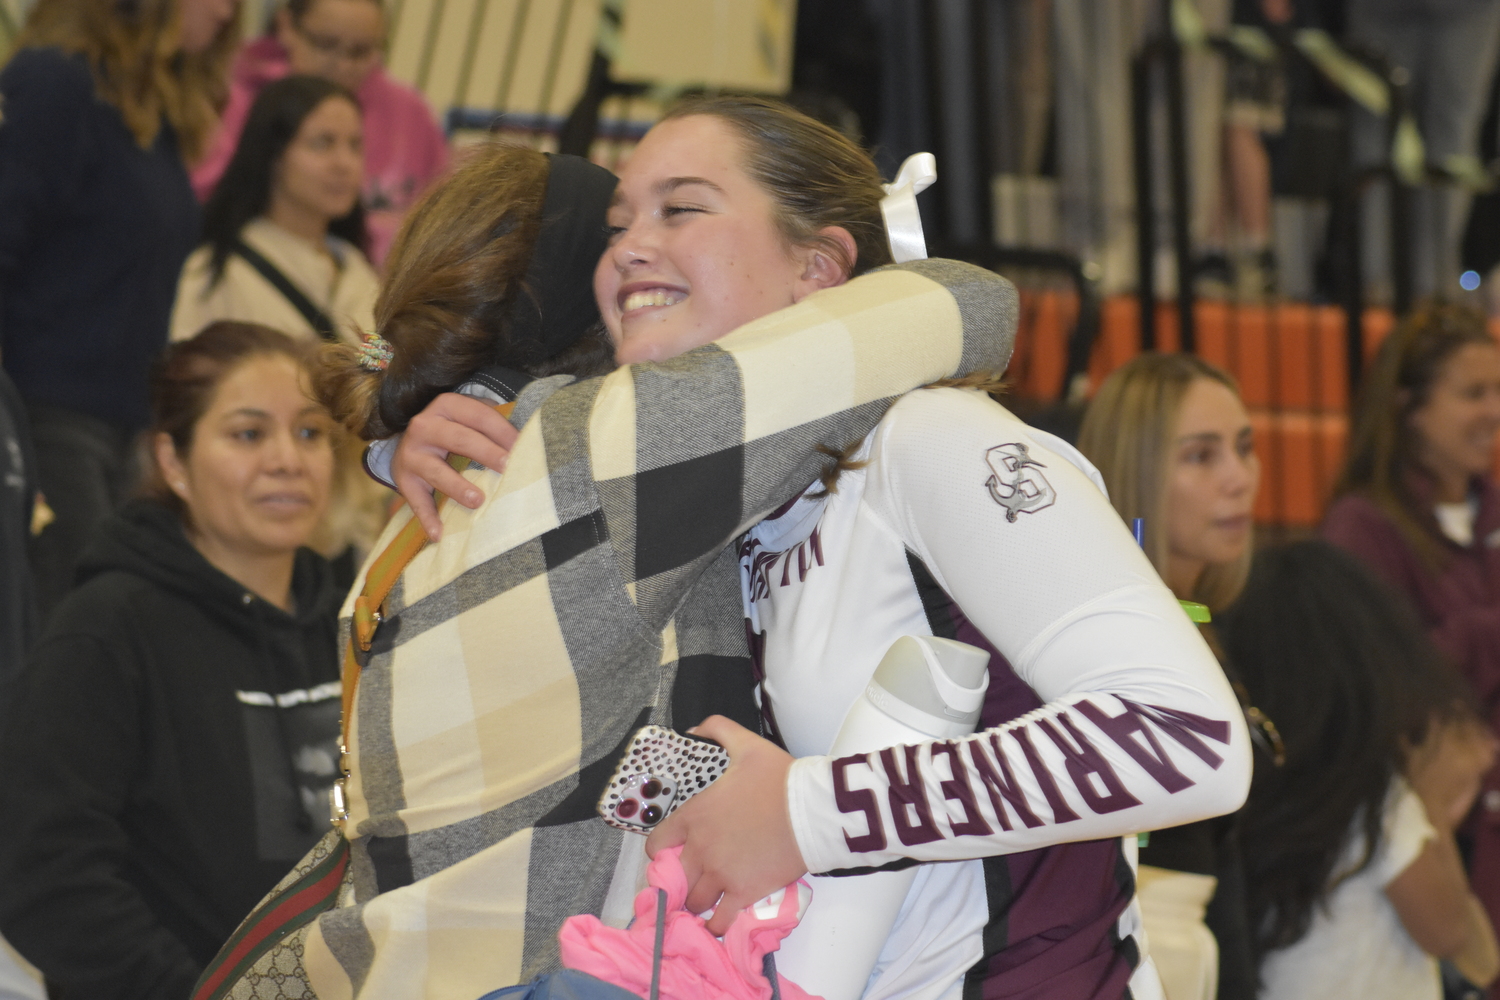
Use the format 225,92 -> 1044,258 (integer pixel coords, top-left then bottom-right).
1077,351 -> 1262,1000
0,0 -> 239,617
1077,352 -> 1255,612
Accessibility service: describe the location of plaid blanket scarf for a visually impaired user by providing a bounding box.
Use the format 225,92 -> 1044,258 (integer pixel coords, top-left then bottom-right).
199,259 -> 1018,999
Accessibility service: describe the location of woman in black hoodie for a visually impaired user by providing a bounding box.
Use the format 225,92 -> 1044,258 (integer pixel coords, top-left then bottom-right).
0,321 -> 343,999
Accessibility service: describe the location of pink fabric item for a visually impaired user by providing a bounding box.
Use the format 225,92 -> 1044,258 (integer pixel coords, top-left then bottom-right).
559,847 -> 820,1000
191,37 -> 450,266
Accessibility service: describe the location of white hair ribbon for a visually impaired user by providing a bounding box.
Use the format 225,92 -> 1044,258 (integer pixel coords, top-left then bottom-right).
880,152 -> 938,263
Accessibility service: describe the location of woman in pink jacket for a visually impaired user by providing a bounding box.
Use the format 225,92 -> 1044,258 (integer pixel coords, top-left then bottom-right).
192,0 -> 448,266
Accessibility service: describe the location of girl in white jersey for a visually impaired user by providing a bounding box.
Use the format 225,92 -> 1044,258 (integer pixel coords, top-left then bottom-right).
388,98 -> 1252,998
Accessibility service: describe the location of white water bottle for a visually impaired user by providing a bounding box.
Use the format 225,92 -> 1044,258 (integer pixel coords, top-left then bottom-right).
773,635 -> 990,1000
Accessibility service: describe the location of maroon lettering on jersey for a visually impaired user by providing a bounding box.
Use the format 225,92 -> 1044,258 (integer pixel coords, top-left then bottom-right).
746,548 -> 779,602
1075,698 -> 1197,793
1035,714 -> 1142,814
880,746 -> 944,846
1011,724 -> 1082,824
745,527 -> 826,598
968,733 -> 1045,830
1122,699 -> 1232,769
833,754 -> 886,853
932,740 -> 991,837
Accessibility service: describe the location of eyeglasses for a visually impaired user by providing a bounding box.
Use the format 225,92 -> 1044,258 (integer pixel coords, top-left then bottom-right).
293,22 -> 382,64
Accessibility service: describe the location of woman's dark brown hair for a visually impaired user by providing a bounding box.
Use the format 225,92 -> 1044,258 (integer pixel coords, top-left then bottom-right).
314,144 -> 613,440
1218,540 -> 1474,961
1336,302 -> 1497,567
16,0 -> 238,160
143,321 -> 316,520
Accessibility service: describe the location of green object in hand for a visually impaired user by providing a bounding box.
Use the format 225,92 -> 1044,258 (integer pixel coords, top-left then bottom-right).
1179,600 -> 1211,623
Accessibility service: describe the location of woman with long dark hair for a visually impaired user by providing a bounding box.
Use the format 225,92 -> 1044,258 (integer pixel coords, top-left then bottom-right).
1324,302 -> 1500,954
0,0 -> 239,618
190,0 -> 448,265
172,74 -> 377,347
1219,540 -> 1498,999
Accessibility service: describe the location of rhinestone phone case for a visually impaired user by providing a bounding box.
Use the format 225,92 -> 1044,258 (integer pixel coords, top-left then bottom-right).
598,725 -> 732,833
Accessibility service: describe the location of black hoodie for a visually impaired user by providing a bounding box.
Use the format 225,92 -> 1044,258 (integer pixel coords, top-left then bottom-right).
0,499 -> 341,1000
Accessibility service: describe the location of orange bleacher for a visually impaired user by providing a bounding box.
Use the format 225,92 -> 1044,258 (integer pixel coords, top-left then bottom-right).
1004,291 -> 1440,531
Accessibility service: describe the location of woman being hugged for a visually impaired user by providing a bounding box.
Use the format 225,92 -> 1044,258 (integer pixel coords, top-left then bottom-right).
1323,303 -> 1500,945
336,99 -> 1249,1000
0,0 -> 239,618
0,323 -> 344,999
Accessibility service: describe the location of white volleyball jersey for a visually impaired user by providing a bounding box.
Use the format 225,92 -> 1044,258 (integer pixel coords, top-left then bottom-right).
741,388 -> 1249,1000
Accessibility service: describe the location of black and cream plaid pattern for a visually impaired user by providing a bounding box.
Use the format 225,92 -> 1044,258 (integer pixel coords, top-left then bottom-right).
213,260 -> 1019,999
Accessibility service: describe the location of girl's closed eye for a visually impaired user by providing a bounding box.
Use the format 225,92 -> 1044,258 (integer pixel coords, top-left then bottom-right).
662,204 -> 706,219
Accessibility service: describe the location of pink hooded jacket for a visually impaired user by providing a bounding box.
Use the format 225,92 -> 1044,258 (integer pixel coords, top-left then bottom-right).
191,37 -> 449,267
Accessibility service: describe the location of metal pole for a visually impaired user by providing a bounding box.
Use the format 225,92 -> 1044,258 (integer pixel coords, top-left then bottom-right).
1342,174 -> 1366,401
1387,68 -> 1414,316
1164,33 -> 1195,352
1132,47 -> 1157,351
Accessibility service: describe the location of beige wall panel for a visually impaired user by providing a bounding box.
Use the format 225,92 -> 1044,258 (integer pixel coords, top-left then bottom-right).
464,0 -> 525,111
500,0 -> 566,114
387,0 -> 438,86
422,0 -> 482,110
543,0 -> 601,116
614,0 -> 796,94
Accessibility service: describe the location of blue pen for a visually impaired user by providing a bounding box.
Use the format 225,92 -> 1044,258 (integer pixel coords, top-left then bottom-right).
1132,517 -> 1144,547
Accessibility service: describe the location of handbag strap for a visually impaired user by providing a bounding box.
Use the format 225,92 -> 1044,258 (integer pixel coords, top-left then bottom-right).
233,239 -> 339,342
335,403 -> 515,820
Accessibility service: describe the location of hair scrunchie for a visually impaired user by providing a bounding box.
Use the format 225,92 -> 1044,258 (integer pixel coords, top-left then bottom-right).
357,331 -> 394,372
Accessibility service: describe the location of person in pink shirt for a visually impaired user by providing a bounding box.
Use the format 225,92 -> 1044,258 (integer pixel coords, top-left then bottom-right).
192,0 -> 449,266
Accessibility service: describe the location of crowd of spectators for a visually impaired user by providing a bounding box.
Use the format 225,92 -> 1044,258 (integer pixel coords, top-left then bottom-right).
7,0 -> 1500,998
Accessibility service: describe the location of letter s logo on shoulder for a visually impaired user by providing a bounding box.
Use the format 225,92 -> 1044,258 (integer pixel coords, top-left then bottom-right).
985,443 -> 1055,522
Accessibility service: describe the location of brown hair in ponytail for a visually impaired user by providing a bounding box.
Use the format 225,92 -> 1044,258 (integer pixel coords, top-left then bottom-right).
315,144 -> 608,441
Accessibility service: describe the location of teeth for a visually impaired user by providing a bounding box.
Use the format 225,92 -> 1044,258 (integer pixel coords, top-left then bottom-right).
623,290 -> 684,313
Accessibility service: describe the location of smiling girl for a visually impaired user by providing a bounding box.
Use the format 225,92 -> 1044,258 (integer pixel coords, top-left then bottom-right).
1325,302 -> 1500,975
0,323 -> 343,999
352,99 -> 1248,1000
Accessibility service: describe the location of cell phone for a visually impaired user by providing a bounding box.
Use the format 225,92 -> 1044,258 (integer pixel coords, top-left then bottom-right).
598,725 -> 732,834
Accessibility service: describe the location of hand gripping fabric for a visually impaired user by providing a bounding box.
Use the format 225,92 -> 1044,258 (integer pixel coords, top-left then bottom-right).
557,846 -> 814,1000
189,408 -> 514,1000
